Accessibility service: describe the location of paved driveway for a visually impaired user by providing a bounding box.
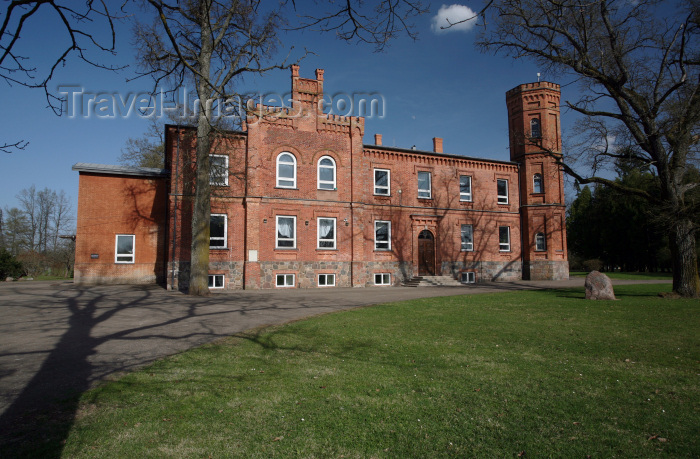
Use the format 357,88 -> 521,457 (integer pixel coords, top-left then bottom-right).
0,277 -> 667,442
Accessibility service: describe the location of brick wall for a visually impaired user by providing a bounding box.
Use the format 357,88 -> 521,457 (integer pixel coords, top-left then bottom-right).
74,172 -> 168,285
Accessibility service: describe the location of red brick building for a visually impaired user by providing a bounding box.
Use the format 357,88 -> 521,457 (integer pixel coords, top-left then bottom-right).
73,66 -> 568,289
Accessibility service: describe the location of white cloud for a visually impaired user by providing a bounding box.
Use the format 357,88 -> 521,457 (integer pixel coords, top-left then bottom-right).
431,4 -> 478,34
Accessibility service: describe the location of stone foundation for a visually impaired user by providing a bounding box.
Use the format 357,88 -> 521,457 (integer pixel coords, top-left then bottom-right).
360,261 -> 412,287
523,260 -> 569,281
441,260 -> 522,282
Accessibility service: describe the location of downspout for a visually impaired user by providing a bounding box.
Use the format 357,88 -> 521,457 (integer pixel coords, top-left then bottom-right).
349,119 -> 354,287
243,129 -> 249,289
518,163 -> 525,280
170,126 -> 181,290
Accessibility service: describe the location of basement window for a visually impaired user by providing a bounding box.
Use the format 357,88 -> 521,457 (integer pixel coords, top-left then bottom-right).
374,273 -> 391,286
318,273 -> 336,287
276,274 -> 295,287
208,274 -> 224,289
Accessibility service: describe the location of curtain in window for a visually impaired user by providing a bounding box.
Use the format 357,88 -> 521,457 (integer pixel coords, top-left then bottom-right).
460,176 -> 471,194
278,218 -> 293,238
319,219 -> 333,239
418,172 -> 430,191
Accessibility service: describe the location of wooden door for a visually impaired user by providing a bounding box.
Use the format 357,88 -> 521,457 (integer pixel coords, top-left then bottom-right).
418,230 -> 435,276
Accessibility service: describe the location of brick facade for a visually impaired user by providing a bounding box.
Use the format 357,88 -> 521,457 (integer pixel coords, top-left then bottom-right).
73,66 -> 568,289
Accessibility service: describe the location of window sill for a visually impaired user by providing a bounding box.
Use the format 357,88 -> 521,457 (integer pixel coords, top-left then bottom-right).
210,247 -> 229,250
316,248 -> 338,251
275,186 -> 298,190
374,194 -> 391,198
417,196 -> 432,200
460,249 -> 474,252
459,199 -> 473,203
497,202 -> 509,206
318,188 -> 337,191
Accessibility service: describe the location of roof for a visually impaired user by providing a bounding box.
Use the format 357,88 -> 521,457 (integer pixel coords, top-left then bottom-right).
363,145 -> 519,167
72,163 -> 170,177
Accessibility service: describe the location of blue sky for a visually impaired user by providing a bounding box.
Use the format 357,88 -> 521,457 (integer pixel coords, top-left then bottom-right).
0,3 -> 567,216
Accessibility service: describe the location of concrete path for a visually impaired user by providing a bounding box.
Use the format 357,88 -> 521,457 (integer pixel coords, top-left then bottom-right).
0,277 -> 669,439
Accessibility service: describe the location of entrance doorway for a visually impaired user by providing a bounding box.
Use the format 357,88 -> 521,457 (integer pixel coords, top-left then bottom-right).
418,230 -> 435,276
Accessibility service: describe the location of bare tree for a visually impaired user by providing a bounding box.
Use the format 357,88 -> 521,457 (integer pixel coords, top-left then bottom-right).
471,0 -> 700,297
2,207 -> 31,256
135,0 -> 289,295
0,1 -> 123,152
118,118 -> 167,169
291,0 -> 427,51
16,186 -> 38,251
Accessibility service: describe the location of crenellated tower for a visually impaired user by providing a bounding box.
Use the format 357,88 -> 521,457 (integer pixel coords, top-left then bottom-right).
506,82 -> 569,280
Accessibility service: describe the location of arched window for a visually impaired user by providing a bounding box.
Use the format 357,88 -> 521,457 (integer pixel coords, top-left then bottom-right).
276,152 -> 296,188
317,156 -> 336,190
535,232 -> 546,251
530,118 -> 541,138
533,173 -> 544,194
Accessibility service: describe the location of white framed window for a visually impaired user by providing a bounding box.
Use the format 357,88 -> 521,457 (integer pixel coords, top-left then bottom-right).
374,220 -> 391,250
497,179 -> 509,205
460,175 -> 472,202
499,226 -> 511,252
533,174 -> 544,194
374,169 -> 390,195
318,273 -> 336,287
530,118 -> 541,138
535,232 -> 546,251
208,274 -> 224,289
461,224 -> 474,251
374,273 -> 391,285
460,272 -> 475,284
276,216 -> 296,249
276,152 -> 297,188
317,217 -> 336,249
276,273 -> 295,287
115,234 -> 135,263
210,154 -> 229,186
317,156 -> 336,190
417,171 -> 432,199
210,214 -> 227,248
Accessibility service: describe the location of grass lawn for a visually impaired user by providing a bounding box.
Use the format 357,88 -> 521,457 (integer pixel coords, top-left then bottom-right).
21,284 -> 700,457
569,271 -> 673,280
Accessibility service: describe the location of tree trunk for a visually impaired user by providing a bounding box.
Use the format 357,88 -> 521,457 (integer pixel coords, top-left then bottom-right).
188,115 -> 212,296
670,219 -> 700,298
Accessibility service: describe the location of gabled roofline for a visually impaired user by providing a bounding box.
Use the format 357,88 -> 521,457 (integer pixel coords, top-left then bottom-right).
72,163 -> 170,177
363,145 -> 519,167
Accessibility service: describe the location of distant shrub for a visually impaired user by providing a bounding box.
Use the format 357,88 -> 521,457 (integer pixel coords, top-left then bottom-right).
582,259 -> 604,272
0,250 -> 25,279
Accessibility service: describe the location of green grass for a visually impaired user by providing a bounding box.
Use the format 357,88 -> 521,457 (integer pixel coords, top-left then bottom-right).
32,275 -> 73,281
20,285 -> 700,457
570,271 -> 673,280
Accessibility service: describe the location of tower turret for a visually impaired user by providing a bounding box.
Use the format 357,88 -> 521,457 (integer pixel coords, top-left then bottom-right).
506,82 -> 569,280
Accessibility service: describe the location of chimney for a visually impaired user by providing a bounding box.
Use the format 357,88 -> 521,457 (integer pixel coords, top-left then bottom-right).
375,134 -> 382,146
433,137 -> 443,153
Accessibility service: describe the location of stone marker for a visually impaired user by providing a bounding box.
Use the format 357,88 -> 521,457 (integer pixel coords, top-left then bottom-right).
584,271 -> 616,300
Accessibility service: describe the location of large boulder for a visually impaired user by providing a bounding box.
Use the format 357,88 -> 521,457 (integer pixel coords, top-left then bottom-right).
585,271 -> 616,300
